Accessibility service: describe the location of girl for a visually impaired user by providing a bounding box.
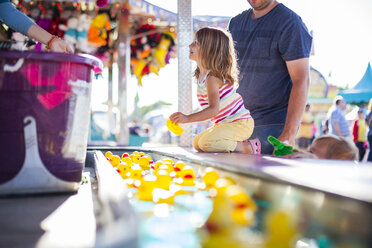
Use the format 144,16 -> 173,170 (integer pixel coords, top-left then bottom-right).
169,27 -> 260,154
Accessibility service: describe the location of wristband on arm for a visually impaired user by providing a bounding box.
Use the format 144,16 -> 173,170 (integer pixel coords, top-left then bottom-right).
46,36 -> 58,50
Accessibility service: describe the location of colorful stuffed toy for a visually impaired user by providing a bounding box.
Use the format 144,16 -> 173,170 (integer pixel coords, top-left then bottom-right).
88,13 -> 112,47
138,24 -> 161,48
132,59 -> 147,86
153,31 -> 176,68
267,136 -> 298,156
49,10 -> 67,38
49,16 -> 61,36
153,35 -> 171,68
58,10 -> 72,36
96,0 -> 108,8
149,62 -> 159,76
76,14 -> 92,53
131,24 -> 160,60
130,26 -> 176,86
11,32 -> 26,51
63,17 -> 79,52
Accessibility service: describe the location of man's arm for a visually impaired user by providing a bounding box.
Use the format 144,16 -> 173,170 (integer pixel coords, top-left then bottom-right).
333,121 -> 342,136
278,57 -> 310,145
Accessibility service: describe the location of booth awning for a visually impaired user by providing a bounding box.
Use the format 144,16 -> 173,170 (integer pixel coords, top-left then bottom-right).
339,62 -> 372,103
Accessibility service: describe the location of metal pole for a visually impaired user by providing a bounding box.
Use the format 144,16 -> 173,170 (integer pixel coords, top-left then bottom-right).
107,57 -> 116,134
177,0 -> 193,147
108,61 -> 113,113
116,1 -> 130,145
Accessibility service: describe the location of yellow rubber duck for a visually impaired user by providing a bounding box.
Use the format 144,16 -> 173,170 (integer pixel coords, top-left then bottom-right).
117,161 -> 131,179
178,165 -> 195,186
110,155 -> 121,167
105,151 -> 113,161
137,175 -> 156,201
155,170 -> 172,190
202,167 -> 219,188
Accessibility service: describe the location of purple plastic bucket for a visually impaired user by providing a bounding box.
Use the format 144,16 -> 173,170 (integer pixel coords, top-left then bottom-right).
0,51 -> 101,187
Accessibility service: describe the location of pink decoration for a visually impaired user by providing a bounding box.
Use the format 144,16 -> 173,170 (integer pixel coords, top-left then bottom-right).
22,63 -> 75,109
96,0 -> 108,8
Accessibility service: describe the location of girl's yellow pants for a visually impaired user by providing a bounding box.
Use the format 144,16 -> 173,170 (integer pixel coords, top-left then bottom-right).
192,118 -> 254,153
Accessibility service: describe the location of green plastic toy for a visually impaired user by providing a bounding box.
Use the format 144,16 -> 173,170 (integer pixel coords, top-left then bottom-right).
267,136 -> 298,156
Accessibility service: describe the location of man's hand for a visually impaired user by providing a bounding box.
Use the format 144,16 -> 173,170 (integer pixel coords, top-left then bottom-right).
277,132 -> 296,147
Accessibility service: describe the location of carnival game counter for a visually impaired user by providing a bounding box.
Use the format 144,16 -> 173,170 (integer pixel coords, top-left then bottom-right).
0,147 -> 371,248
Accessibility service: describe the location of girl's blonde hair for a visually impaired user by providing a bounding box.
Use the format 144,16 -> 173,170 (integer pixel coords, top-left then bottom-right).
194,27 -> 239,86
313,135 -> 358,161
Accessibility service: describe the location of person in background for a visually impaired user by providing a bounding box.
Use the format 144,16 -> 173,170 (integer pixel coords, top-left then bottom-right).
310,120 -> 318,144
285,134 -> 358,161
321,118 -> 329,135
329,96 -> 351,139
228,0 -> 312,154
169,27 -> 260,154
129,119 -> 141,135
0,0 -> 72,53
365,99 -> 372,162
352,109 -> 367,161
296,103 -> 314,149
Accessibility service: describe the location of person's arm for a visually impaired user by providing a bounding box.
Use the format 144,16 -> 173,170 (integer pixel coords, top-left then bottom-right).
170,76 -> 221,124
0,2 -> 72,53
332,121 -> 343,136
330,110 -> 344,136
27,24 -> 72,53
0,2 -> 35,36
278,57 -> 310,145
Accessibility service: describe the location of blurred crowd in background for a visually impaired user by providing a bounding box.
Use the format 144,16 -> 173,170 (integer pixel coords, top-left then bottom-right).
295,97 -> 372,162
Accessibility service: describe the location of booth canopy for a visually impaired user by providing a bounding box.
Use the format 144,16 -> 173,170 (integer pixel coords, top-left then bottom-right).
339,62 -> 372,104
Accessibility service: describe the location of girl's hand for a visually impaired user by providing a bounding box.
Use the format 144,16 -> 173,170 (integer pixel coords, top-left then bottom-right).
170,112 -> 189,125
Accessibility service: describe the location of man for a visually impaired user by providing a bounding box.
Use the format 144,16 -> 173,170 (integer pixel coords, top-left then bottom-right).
228,0 -> 312,154
329,97 -> 350,138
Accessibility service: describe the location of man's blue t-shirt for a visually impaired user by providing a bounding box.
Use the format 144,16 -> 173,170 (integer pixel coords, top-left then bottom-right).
228,4 -> 312,126
330,107 -> 350,137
